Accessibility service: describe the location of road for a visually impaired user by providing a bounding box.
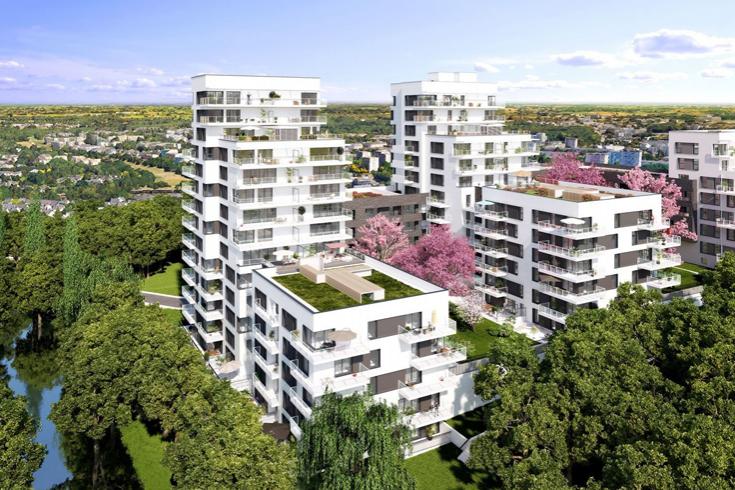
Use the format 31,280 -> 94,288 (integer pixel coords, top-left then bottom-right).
141,291 -> 182,309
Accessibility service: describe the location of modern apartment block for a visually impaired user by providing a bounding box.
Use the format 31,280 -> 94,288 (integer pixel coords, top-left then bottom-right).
345,187 -> 428,243
668,130 -> 735,267
390,72 -> 540,233
250,248 -> 487,451
181,75 -> 352,389
470,181 -> 681,329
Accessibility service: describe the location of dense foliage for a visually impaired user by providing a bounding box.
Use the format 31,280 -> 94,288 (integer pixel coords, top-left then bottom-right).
298,392 -> 415,490
354,214 -> 409,261
469,254 -> 735,488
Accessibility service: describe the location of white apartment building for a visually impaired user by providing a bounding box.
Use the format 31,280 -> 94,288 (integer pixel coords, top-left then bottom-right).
470,181 -> 681,329
668,130 -> 735,267
390,72 -> 540,233
181,75 -> 352,390
250,249 -> 487,452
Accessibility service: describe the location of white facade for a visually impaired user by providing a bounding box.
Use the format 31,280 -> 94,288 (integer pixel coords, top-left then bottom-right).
390,72 -> 541,233
250,250 -> 487,449
470,181 -> 680,328
182,75 -> 351,390
668,130 -> 735,267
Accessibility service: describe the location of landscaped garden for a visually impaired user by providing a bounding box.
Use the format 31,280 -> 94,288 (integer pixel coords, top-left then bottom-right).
450,317 -> 526,361
446,406 -> 487,439
273,269 -> 421,311
405,444 -> 489,490
141,262 -> 183,296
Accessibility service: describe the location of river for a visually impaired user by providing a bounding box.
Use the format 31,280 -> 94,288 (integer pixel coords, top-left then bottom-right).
3,327 -> 72,489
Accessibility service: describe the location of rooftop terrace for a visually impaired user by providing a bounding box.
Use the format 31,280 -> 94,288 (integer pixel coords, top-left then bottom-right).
266,250 -> 427,312
494,180 -> 655,203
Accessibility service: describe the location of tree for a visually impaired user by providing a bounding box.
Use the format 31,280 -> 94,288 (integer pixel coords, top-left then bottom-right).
391,225 -> 475,296
0,382 -> 46,488
544,152 -> 606,186
454,290 -> 486,329
0,210 -> 6,254
57,216 -> 88,327
619,167 -> 697,240
22,198 -> 45,257
354,214 -> 409,261
297,392 -> 415,490
15,249 -> 62,342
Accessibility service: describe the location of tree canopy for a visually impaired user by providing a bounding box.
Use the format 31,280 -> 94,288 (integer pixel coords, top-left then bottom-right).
469,256 -> 735,489
354,214 -> 410,261
298,392 -> 415,490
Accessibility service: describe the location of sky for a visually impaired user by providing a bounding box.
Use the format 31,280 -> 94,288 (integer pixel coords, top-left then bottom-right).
2,0 -> 735,104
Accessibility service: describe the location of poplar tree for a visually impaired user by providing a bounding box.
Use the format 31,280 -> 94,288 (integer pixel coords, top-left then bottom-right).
22,198 -> 45,257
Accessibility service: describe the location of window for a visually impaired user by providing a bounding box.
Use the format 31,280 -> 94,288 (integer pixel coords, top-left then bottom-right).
430,142 -> 444,154
430,157 -> 444,170
430,174 -> 444,186
675,142 -> 699,155
405,125 -> 416,137
365,349 -> 381,369
367,321 -> 377,339
334,358 -> 351,377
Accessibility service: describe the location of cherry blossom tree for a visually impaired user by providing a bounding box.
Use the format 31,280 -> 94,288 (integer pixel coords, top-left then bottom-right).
390,225 -> 475,296
455,290 -> 485,329
544,152 -> 606,186
353,214 -> 409,261
618,167 -> 697,240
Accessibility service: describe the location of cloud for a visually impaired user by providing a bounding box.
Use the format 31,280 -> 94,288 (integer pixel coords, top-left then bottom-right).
45,83 -> 66,90
80,76 -> 92,82
137,67 -> 165,76
720,59 -> 735,69
497,76 -> 607,91
160,76 -> 189,87
0,77 -> 17,84
618,71 -> 687,82
633,29 -> 735,58
131,78 -> 156,88
474,62 -> 499,73
0,60 -> 23,69
87,84 -> 114,92
552,51 -> 616,66
701,68 -> 732,79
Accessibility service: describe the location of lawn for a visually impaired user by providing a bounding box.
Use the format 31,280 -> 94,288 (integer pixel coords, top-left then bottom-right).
275,273 -> 361,311
120,420 -> 171,490
128,162 -> 187,188
142,263 -> 183,296
451,318 -> 515,361
274,270 -> 421,311
405,444 -> 489,490
663,262 -> 708,293
446,407 -> 487,439
366,271 -> 421,300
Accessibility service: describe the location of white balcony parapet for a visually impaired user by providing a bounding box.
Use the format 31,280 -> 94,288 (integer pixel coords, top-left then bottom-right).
398,376 -> 455,400
538,241 -> 606,259
537,303 -> 569,324
474,244 -> 509,258
537,283 -> 606,304
536,220 -> 598,236
645,271 -> 681,289
405,405 -> 454,429
537,261 -> 596,282
253,378 -> 279,408
475,261 -> 508,277
398,319 -> 457,344
328,363 -> 371,392
637,217 -> 670,230
474,207 -> 508,221
475,281 -> 507,297
645,235 -> 681,248
716,218 -> 735,229
637,252 -> 682,270
411,344 -> 467,371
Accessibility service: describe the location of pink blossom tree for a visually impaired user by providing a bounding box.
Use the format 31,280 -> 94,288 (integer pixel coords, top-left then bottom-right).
618,167 -> 697,240
353,214 -> 409,261
544,152 -> 606,186
390,225 -> 475,296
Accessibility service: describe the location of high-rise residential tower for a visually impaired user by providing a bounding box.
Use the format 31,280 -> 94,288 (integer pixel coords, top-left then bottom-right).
182,75 -> 352,390
390,72 -> 541,234
668,130 -> 735,267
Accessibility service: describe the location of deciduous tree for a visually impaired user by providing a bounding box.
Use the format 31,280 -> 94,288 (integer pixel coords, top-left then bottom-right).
0,382 -> 46,488
354,214 -> 409,261
297,392 -> 415,490
391,225 -> 475,295
544,152 -> 606,186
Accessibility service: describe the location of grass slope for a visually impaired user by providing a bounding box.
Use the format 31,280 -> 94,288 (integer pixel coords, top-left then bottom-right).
128,162 -> 187,188
450,318 -> 507,361
142,263 -> 183,296
120,420 -> 171,490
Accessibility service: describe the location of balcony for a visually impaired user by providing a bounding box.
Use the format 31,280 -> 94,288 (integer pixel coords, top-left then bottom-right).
427,214 -> 451,225
252,325 -> 280,354
411,344 -> 467,371
537,261 -> 596,282
398,319 -> 457,344
537,241 -> 606,260
474,207 -> 507,221
536,303 -> 569,324
182,303 -> 196,324
536,220 -> 599,237
471,224 -> 514,240
715,185 -> 735,195
282,383 -> 312,418
637,217 -> 670,230
475,280 -> 507,297
537,282 -> 606,305
637,252 -> 682,270
474,243 -> 509,258
182,267 -> 196,285
398,377 -> 455,400
475,260 -> 508,277
182,200 -> 196,213
716,218 -> 735,229
405,405 -> 454,429
645,235 -> 682,249
253,378 -> 279,408
644,271 -> 681,289
194,321 -> 223,344
289,330 -> 370,364
327,363 -> 372,393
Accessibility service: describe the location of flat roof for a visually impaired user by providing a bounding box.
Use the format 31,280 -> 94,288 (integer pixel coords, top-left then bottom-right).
486,180 -> 657,202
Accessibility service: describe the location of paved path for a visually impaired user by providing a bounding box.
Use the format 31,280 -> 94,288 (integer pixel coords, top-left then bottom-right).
142,291 -> 182,309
